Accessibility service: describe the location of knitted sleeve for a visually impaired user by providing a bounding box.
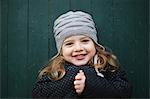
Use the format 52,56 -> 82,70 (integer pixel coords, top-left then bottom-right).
32,76 -> 53,98
32,67 -> 79,98
80,66 -> 132,98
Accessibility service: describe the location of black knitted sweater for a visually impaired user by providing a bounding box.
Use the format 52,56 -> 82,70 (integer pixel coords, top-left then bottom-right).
32,64 -> 132,98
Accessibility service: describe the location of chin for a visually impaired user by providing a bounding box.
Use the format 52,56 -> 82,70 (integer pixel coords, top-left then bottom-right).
73,62 -> 88,66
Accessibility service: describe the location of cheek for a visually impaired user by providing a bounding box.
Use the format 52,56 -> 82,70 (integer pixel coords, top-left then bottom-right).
62,47 -> 71,57
88,44 -> 96,56
90,48 -> 96,56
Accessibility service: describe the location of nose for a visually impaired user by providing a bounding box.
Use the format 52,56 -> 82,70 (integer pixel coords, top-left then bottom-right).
73,43 -> 84,52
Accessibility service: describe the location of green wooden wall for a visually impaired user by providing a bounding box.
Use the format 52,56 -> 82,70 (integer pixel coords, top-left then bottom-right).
1,0 -> 149,98
0,0 -> 1,97
1,0 -> 49,98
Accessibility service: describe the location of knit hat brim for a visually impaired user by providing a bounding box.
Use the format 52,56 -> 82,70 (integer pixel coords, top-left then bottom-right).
53,11 -> 100,54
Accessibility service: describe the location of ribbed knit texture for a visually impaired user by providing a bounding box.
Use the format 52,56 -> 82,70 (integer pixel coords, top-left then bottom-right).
32,64 -> 132,98
53,11 -> 98,53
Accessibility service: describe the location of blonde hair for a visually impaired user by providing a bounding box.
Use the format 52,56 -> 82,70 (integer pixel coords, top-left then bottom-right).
38,44 -> 119,80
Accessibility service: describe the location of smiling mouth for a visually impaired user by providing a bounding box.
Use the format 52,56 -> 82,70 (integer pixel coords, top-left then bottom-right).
73,54 -> 87,60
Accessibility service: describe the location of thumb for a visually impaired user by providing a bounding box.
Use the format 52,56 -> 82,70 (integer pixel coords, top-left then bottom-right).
79,70 -> 83,73
78,70 -> 85,76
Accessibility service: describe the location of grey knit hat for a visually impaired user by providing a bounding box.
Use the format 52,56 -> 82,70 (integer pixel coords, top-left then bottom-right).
53,11 -> 99,53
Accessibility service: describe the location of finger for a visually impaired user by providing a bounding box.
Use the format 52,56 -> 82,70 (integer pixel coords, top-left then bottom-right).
74,85 -> 80,90
79,70 -> 85,76
74,80 -> 81,85
79,70 -> 83,73
76,89 -> 82,94
75,74 -> 82,80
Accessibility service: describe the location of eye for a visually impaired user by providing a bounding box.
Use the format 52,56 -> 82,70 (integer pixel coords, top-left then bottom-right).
65,42 -> 73,46
81,39 -> 90,42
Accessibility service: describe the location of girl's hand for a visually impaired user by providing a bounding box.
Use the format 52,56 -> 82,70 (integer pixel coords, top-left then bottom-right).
74,70 -> 86,95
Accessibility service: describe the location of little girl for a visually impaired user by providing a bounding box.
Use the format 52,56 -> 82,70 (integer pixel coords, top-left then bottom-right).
32,11 -> 132,98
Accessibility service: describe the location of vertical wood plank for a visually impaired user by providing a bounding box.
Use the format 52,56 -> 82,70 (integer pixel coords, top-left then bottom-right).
0,0 -> 2,95
48,0 -> 70,58
70,0 -> 91,12
112,0 -> 149,98
91,0 -> 113,48
7,0 -> 28,97
1,0 -> 8,97
28,0 -> 49,97
0,0 -> 1,96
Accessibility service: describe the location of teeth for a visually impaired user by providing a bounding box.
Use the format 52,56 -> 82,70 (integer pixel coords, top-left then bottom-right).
75,54 -> 86,60
74,54 -> 84,57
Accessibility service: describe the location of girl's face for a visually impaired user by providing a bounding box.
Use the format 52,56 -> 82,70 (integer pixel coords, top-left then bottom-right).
62,35 -> 96,66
